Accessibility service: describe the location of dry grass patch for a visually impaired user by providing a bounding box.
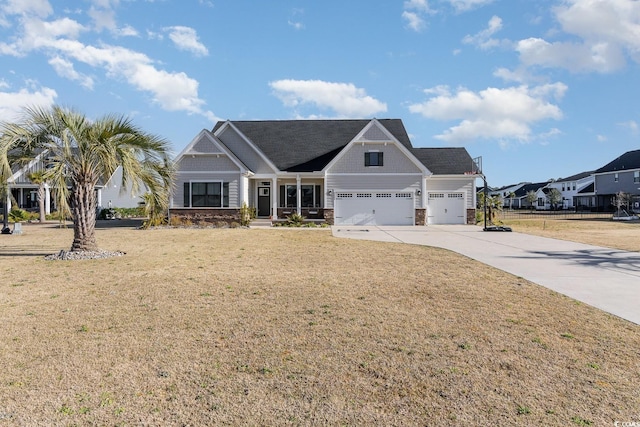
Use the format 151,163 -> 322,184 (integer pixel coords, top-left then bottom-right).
0,224 -> 639,426
501,218 -> 640,252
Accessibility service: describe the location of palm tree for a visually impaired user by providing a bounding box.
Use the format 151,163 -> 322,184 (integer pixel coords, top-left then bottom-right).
27,170 -> 47,223
0,105 -> 175,252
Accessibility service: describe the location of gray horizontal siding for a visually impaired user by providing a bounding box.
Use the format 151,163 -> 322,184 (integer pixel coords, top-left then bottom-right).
329,143 -> 422,174
595,170 -> 640,194
173,172 -> 240,208
326,174 -> 421,208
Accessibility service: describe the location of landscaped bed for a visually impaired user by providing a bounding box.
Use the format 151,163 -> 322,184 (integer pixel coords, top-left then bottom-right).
0,223 -> 638,425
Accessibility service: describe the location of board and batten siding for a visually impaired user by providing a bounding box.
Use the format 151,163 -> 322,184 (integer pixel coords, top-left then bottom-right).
426,178 -> 475,208
329,142 -> 423,175
218,126 -> 275,174
174,172 -> 240,208
325,174 -> 422,209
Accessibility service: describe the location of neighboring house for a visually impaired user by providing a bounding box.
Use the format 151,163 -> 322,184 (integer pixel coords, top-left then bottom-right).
511,182 -> 549,210
539,171 -> 595,210
170,119 -> 478,225
4,150 -> 143,214
594,149 -> 640,211
488,183 -> 526,209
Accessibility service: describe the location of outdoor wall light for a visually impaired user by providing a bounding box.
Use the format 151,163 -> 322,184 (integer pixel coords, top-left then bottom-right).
416,189 -> 421,195
328,189 -> 333,195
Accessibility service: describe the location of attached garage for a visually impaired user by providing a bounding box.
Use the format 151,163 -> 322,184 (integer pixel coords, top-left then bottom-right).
334,191 -> 414,225
427,192 -> 465,224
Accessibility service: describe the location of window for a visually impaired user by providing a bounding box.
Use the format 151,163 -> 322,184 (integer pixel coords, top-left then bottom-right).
364,151 -> 383,167
279,185 -> 322,207
537,198 -> 545,207
635,171 -> 640,183
572,182 -> 576,190
184,181 -> 229,207
614,173 -> 619,182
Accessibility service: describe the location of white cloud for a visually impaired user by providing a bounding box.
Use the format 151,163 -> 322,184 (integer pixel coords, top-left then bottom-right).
164,26 -> 208,57
402,11 -> 426,32
288,8 -> 305,30
408,83 -> 566,144
0,3 -> 217,122
402,0 -> 434,32
462,15 -> 505,50
0,84 -> 57,121
618,120 -> 639,134
404,0 -> 432,12
269,79 -> 387,118
516,0 -> 640,73
446,0 -> 495,12
48,56 -> 94,89
116,25 -> 138,37
1,0 -> 53,19
288,20 -> 304,30
517,37 -> 626,73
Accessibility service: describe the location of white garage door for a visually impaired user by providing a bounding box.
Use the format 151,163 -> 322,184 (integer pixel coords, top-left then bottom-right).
334,192 -> 414,225
427,192 -> 465,224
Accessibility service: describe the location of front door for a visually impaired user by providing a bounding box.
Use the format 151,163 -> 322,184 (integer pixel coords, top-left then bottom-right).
258,187 -> 270,217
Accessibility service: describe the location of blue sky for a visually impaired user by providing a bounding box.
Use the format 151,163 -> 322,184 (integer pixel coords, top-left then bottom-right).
1,0 -> 639,187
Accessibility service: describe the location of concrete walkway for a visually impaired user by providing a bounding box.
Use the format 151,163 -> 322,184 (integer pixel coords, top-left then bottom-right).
332,225 -> 640,325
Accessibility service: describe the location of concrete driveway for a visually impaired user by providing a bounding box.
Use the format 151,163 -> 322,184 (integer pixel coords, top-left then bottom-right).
332,225 -> 640,325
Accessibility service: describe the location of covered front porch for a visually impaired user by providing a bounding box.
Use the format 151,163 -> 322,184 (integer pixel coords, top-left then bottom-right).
249,175 -> 327,221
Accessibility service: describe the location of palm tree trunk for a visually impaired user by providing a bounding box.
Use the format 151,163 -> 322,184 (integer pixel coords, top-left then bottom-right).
70,182 -> 98,252
37,184 -> 46,223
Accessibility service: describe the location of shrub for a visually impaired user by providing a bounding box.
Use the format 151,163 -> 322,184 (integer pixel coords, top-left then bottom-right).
9,208 -> 32,222
239,202 -> 256,226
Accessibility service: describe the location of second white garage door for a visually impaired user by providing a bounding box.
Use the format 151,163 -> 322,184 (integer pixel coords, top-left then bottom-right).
334,192 -> 414,225
427,192 -> 465,224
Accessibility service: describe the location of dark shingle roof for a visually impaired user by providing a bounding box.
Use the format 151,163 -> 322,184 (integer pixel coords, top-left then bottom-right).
513,182 -> 548,198
215,119 -> 412,172
596,149 -> 640,173
578,182 -> 595,194
410,147 -> 474,175
556,170 -> 594,182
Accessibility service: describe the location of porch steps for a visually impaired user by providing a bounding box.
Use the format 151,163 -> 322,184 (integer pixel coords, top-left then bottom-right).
250,218 -> 273,228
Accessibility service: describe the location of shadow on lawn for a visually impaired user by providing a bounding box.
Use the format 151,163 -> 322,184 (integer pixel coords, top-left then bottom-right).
0,244 -> 58,257
524,248 -> 640,274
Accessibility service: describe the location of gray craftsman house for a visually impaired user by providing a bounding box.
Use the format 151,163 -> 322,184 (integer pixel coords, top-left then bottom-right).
170,119 -> 478,225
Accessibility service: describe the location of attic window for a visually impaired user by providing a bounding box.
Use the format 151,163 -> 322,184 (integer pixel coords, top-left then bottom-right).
365,151 -> 383,167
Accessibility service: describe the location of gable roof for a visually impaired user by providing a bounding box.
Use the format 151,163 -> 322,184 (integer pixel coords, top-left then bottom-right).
214,119 -> 413,172
410,147 -> 474,175
596,149 -> 640,173
513,182 -> 548,198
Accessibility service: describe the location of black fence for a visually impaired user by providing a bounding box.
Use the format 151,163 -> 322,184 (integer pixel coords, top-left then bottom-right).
498,210 -> 613,221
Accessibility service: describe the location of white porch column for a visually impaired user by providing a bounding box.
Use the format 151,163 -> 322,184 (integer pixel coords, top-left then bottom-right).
271,176 -> 278,219
45,184 -> 51,215
422,178 -> 427,208
97,187 -> 102,209
296,174 -> 301,215
19,188 -> 24,208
